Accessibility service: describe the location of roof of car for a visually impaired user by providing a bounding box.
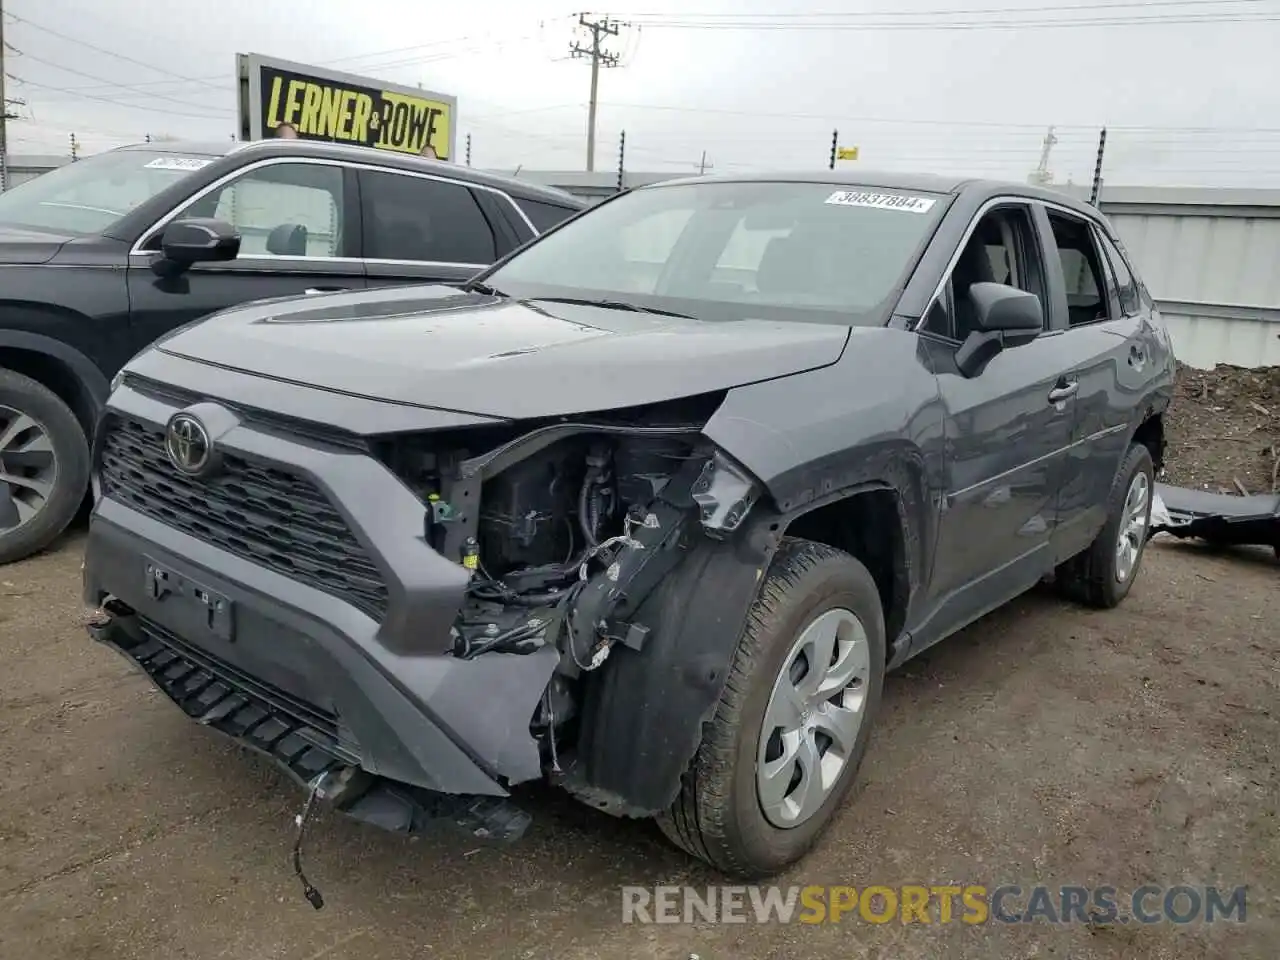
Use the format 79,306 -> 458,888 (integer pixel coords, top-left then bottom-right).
644,169 -> 1099,217
113,139 -> 585,207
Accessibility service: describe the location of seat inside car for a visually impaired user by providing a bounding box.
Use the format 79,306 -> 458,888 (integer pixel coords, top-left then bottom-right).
266,223 -> 309,257
951,230 -> 999,340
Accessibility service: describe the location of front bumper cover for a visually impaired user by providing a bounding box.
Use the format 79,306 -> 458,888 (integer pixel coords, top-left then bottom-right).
83,379 -> 560,840
86,607 -> 531,841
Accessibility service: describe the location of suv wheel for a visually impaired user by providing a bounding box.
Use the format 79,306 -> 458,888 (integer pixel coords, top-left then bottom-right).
0,369 -> 90,565
657,537 -> 886,878
1056,442 -> 1155,609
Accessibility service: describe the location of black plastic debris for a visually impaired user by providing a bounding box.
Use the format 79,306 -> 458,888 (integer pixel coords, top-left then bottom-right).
1150,482 -> 1280,559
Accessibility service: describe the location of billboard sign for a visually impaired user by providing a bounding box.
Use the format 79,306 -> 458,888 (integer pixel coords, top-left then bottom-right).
236,53 -> 457,160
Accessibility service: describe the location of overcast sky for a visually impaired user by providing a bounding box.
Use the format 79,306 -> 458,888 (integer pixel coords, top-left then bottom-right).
5,0 -> 1280,186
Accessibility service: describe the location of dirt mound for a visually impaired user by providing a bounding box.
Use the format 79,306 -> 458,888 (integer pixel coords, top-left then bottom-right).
1162,362 -> 1280,493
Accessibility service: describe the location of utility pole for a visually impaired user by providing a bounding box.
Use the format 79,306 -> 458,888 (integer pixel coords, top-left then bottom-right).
570,14 -> 627,172
1029,125 -> 1057,186
698,150 -> 710,175
0,0 -> 9,192
1089,127 -> 1107,207
616,130 -> 625,193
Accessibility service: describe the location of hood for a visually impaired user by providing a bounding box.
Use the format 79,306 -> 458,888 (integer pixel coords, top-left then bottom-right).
154,284 -> 851,420
0,224 -> 75,264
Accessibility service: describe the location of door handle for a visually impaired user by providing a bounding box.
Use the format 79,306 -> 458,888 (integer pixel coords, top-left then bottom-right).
1048,380 -> 1079,404
304,286 -> 347,295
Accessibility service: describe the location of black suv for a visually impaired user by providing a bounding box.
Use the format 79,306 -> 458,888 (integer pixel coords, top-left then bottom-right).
0,139 -> 584,563
84,172 -> 1174,881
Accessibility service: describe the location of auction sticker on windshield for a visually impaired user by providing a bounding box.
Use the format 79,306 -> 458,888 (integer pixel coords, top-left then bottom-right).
143,157 -> 213,172
825,190 -> 936,213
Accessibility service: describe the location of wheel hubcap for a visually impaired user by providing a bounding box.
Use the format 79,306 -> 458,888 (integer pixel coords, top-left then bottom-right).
757,607 -> 870,829
1115,470 -> 1150,583
0,405 -> 58,533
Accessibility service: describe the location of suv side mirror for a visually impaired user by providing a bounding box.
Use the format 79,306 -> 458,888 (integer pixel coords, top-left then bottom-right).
151,217 -> 240,276
955,281 -> 1044,378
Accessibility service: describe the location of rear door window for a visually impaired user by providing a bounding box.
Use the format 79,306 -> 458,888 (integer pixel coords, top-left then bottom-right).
360,170 -> 498,264
514,197 -> 580,233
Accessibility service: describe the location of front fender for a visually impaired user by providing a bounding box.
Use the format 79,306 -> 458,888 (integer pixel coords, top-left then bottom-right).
562,511 -> 784,817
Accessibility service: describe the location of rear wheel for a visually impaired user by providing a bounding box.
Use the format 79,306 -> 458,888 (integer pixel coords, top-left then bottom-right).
656,537 -> 886,879
0,369 -> 90,565
1056,442 -> 1155,609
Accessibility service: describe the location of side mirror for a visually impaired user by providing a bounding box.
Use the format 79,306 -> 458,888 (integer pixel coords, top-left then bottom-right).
151,217 -> 240,276
955,282 -> 1044,378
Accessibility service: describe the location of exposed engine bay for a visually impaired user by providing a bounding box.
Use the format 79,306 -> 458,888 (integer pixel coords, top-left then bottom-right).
376,395 -> 761,762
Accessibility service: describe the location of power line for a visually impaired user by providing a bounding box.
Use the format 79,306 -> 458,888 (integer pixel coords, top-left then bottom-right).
11,77 -> 231,121
12,49 -> 232,115
609,0 -> 1277,18
617,10 -> 1280,30
5,11 -> 229,94
601,101 -> 1280,134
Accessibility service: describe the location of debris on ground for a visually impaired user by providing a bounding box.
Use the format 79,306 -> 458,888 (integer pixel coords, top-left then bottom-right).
1162,362 -> 1280,494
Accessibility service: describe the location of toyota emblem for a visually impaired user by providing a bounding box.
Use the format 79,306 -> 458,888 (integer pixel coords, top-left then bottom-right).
165,413 -> 212,476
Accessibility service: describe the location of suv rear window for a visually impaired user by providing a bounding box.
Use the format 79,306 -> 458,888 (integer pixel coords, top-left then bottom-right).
515,197 -> 579,233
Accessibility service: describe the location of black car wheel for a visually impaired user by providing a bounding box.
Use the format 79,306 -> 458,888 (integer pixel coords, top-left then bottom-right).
1056,442 -> 1155,609
657,537 -> 886,879
0,369 -> 90,565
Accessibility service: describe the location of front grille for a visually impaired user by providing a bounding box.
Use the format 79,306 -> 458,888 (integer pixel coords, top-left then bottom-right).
98,415 -> 389,620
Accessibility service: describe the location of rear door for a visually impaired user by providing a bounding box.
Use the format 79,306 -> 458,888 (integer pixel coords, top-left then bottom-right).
126,158 -> 366,349
357,168 -> 511,289
1037,205 -> 1149,563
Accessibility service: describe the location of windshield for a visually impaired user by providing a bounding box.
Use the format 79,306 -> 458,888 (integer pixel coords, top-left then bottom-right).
0,149 -> 217,236
483,180 -> 946,324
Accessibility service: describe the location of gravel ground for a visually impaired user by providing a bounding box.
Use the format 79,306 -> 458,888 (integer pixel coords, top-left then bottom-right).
1163,363 -> 1280,494
0,531 -> 1277,960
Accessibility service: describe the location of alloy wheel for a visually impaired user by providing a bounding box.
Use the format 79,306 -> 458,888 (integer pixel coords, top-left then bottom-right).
0,405 -> 59,532
1115,470 -> 1150,583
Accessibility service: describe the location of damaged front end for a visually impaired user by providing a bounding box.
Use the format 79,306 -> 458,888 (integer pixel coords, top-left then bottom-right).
372,391 -> 763,768
84,377 -> 768,881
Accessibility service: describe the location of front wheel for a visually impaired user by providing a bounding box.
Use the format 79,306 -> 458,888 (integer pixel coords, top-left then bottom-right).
656,537 -> 886,879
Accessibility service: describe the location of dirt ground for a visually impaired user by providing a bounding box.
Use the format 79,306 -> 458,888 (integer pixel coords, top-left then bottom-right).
0,531 -> 1275,960
1162,362 -> 1280,494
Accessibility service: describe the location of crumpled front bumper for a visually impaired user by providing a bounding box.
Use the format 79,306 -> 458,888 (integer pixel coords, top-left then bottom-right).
82,378 -> 559,839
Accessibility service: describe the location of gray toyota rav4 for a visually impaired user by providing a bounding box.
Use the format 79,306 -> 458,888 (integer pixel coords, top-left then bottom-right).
83,171 -> 1174,884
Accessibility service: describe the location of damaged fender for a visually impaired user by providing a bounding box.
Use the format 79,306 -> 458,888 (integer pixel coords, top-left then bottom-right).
563,508 -> 785,817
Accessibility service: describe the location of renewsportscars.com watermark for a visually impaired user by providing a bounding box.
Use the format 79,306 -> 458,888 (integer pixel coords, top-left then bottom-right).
621,884 -> 1248,925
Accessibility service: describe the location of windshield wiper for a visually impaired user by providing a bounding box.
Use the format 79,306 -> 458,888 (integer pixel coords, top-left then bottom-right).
460,280 -> 509,297
528,296 -> 694,319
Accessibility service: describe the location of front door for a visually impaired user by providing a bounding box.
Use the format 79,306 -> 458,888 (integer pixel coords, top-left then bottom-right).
126,159 -> 366,354
357,168 -> 510,290
918,201 -> 1077,641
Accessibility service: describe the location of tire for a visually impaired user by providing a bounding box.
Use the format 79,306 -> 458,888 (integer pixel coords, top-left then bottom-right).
0,369 -> 91,565
1055,442 -> 1155,609
656,537 -> 887,879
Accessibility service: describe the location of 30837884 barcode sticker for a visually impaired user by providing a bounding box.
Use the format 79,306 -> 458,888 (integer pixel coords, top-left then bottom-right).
143,157 -> 213,172
824,191 -> 936,213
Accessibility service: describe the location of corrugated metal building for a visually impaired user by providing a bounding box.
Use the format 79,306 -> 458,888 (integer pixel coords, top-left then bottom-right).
1086,188 -> 1280,370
